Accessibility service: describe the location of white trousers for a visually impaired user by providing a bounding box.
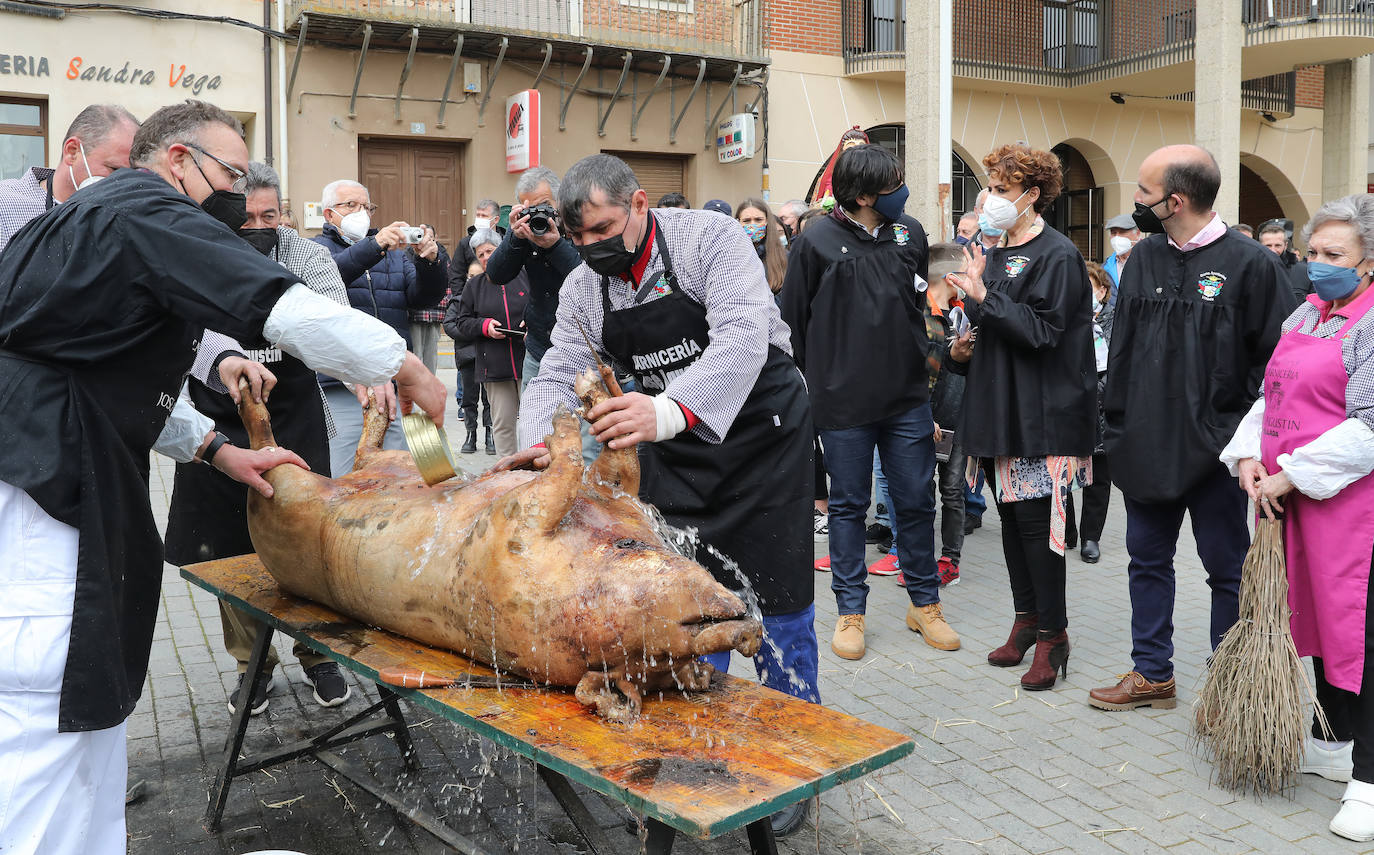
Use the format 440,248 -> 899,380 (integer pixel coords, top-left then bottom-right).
0,480 -> 128,855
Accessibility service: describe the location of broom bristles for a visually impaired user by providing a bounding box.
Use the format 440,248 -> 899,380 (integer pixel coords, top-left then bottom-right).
1192,517 -> 1330,796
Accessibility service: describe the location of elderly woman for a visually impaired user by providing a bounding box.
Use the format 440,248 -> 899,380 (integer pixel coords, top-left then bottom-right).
445,229 -> 530,457
1221,193 -> 1374,843
950,143 -> 1096,691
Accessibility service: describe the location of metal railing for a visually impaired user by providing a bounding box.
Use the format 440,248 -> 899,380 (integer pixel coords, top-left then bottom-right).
1166,72 -> 1298,115
287,0 -> 768,61
844,0 -> 1374,83
1243,0 -> 1374,43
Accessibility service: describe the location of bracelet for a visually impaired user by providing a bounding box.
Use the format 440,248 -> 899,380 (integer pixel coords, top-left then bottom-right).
201,432 -> 231,467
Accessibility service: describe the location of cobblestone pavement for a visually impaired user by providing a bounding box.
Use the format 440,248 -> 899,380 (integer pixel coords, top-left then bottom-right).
127,365 -> 1373,854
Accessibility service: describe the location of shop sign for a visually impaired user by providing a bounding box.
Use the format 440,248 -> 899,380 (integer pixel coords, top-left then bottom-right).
505,89 -> 540,173
0,52 -> 222,95
717,113 -> 755,164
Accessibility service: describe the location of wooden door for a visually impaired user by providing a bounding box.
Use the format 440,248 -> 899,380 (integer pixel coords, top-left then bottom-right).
358,139 -> 465,251
603,151 -> 687,207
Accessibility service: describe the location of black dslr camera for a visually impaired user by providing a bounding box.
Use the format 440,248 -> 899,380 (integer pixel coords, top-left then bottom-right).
524,203 -> 559,236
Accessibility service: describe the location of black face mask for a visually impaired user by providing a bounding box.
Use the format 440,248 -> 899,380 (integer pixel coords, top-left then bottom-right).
1131,195 -> 1174,234
202,190 -> 248,232
240,227 -> 279,257
577,213 -> 644,277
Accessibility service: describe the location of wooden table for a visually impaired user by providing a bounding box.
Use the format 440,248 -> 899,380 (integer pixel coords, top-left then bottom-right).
184,554 -> 915,854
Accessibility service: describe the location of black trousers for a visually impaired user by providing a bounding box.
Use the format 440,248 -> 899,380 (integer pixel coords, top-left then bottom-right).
459,361 -> 491,429
997,493 -> 1068,633
1079,453 -> 1111,542
1312,563 -> 1374,782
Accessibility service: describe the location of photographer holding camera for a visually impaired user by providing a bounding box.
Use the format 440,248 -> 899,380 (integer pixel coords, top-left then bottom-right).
486,166 -> 581,382
313,179 -> 449,475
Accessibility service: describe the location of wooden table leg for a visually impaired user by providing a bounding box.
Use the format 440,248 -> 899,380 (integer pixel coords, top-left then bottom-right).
204,620 -> 274,831
378,685 -> 417,769
744,817 -> 779,855
643,818 -> 676,854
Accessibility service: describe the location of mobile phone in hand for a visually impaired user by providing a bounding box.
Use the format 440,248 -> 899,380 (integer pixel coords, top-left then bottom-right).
493,327 -> 526,337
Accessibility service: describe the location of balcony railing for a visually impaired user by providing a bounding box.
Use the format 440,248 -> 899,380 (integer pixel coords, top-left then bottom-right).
1243,0 -> 1374,44
1165,71 -> 1299,116
843,0 -> 1374,83
287,0 -> 767,63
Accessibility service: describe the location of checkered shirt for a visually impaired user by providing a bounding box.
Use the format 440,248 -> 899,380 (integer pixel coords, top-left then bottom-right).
0,167 -> 55,253
517,207 -> 793,449
1280,298 -> 1374,431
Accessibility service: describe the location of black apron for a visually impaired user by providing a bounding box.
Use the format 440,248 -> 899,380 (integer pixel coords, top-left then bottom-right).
164,345 -> 329,564
599,220 -> 814,616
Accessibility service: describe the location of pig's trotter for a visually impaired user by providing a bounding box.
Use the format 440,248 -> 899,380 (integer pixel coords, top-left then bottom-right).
575,669 -> 643,722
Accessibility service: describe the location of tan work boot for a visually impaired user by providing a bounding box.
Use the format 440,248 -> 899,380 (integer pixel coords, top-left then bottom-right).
906,602 -> 960,650
832,614 -> 866,660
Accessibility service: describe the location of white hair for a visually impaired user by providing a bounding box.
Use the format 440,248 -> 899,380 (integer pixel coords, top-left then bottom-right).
322,179 -> 367,211
780,199 -> 808,219
1303,194 -> 1374,257
470,228 -> 502,251
515,166 -> 560,202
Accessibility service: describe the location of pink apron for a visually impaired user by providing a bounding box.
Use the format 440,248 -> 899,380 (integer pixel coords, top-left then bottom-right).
1260,289 -> 1374,694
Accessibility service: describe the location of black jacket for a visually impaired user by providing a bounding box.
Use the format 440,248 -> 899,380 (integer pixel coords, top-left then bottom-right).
1104,228 -> 1294,502
954,225 -> 1096,459
1279,250 -> 1312,302
485,229 -> 581,362
781,211 -> 931,430
445,270 -> 530,383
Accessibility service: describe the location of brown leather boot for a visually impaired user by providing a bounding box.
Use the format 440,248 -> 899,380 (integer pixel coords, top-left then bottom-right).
987,612 -> 1038,667
1020,630 -> 1070,691
1088,670 -> 1177,710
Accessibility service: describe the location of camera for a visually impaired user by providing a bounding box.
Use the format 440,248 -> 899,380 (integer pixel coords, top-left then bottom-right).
399,226 -> 425,244
524,203 -> 559,236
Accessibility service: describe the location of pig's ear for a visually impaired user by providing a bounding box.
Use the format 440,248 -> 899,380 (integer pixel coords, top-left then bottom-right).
496,406 -> 583,534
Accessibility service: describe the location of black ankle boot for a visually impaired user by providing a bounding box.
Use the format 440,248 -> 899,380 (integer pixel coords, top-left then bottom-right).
485,427 -> 496,455
461,423 -> 477,454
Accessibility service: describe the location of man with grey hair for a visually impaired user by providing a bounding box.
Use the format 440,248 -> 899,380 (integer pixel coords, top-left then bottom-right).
450,197 -> 505,293
776,198 -> 808,236
0,99 -> 445,853
486,165 -> 581,381
0,103 -> 139,252
312,177 -> 448,476
498,152 -> 817,836
165,161 -> 358,716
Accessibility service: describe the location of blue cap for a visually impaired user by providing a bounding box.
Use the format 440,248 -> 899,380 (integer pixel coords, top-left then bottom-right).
702,199 -> 732,216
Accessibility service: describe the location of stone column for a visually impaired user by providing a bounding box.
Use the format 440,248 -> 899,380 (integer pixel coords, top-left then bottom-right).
1194,0 -> 1242,222
1322,57 -> 1371,202
904,0 -> 942,237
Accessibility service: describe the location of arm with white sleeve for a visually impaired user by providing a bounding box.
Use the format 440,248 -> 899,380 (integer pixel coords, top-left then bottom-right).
1218,394 -> 1265,476
150,386 -> 216,462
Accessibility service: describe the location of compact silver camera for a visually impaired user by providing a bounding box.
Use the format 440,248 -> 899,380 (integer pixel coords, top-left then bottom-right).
399,226 -> 425,244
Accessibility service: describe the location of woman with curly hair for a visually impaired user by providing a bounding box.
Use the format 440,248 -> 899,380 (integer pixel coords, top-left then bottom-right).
948,143 -> 1097,690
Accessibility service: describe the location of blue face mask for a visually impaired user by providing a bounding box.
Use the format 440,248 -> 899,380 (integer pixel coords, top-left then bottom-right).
977,211 -> 1004,238
872,184 -> 910,223
1309,261 -> 1366,302
954,234 -> 972,247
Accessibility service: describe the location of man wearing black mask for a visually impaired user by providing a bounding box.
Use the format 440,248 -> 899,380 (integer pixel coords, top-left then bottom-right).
497,154 -> 818,837
1093,144 -> 1292,712
165,161 -> 356,717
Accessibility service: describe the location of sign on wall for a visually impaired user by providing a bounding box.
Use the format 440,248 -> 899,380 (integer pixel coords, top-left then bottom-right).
717,113 -> 755,164
505,89 -> 540,173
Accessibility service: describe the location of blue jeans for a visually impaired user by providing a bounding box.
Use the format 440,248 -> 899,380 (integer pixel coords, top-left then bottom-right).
965,468 -> 987,518
702,604 -> 820,703
1124,465 -> 1249,681
821,404 -> 939,614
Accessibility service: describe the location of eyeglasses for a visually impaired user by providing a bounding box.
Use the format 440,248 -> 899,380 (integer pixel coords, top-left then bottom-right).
186,143 -> 248,193
330,199 -> 379,216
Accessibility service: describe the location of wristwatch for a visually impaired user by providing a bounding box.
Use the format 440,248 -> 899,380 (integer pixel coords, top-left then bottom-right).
200,432 -> 232,467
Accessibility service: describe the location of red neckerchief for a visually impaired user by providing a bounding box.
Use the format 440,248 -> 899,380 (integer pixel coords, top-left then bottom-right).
619,215 -> 657,288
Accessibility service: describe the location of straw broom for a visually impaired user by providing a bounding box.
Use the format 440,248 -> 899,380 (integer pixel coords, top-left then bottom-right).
1193,517 -> 1329,796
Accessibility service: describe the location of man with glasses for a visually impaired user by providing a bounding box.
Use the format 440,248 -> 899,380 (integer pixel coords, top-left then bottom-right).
312,179 -> 448,476
0,99 -> 446,855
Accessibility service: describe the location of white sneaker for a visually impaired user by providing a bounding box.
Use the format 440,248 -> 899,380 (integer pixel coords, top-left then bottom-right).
812,510 -> 828,542
1301,737 -> 1354,782
1331,780 -> 1374,842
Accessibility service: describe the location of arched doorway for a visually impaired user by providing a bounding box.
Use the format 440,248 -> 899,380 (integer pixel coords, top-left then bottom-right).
1238,162 -> 1286,233
1044,143 -> 1104,262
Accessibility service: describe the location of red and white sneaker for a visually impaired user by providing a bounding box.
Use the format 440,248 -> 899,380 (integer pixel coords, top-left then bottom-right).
813,555 -> 832,572
868,553 -> 901,576
938,557 -> 961,587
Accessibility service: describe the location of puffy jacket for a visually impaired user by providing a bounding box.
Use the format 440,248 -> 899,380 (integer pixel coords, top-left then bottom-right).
312,222 -> 448,386
445,270 -> 530,383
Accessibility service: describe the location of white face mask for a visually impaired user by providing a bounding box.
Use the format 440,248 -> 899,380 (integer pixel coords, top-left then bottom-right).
473,216 -> 492,231
1110,235 -> 1134,257
983,189 -> 1031,230
338,210 -> 371,243
69,141 -> 102,192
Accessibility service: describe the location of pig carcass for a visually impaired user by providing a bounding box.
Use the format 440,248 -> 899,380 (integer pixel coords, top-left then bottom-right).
239,369 -> 762,721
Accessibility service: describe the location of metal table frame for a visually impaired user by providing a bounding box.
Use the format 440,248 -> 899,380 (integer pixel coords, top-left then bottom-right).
201,619 -> 779,855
